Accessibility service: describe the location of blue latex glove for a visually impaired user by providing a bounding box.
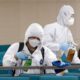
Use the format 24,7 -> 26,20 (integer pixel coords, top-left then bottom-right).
52,60 -> 71,68
16,52 -> 28,60
60,42 -> 70,51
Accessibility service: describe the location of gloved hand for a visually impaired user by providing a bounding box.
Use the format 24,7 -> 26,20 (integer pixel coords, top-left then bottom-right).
16,52 -> 28,60
52,60 -> 71,68
60,42 -> 70,51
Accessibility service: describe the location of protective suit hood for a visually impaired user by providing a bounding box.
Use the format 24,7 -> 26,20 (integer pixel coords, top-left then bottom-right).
57,5 -> 74,27
24,23 -> 44,43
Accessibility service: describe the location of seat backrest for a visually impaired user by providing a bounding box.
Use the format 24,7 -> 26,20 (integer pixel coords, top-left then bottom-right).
40,75 -> 78,80
0,77 -> 30,80
0,44 -> 10,65
0,45 -> 10,52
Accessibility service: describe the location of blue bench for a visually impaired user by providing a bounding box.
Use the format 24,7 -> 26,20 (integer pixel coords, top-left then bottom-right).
0,44 -> 10,65
40,75 -> 79,80
0,77 -> 30,80
0,45 -> 10,52
20,74 -> 41,80
0,45 -> 12,76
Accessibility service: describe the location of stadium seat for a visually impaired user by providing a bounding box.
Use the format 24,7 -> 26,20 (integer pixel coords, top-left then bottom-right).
40,75 -> 79,80
68,69 -> 80,73
20,74 -> 40,80
0,45 -> 10,52
0,69 -> 13,76
64,73 -> 80,76
0,44 -> 10,65
0,77 -> 30,80
0,51 -> 6,65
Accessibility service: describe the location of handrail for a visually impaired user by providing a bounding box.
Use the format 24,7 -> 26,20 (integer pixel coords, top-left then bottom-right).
1,64 -> 80,70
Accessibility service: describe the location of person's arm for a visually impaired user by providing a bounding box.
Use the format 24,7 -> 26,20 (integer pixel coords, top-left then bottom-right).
43,26 -> 70,52
44,47 -> 70,74
68,29 -> 77,46
44,46 -> 58,65
43,25 -> 60,52
2,43 -> 19,66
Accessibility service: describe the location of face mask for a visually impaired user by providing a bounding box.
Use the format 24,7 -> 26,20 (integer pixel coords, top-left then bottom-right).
29,39 -> 40,48
68,17 -> 74,26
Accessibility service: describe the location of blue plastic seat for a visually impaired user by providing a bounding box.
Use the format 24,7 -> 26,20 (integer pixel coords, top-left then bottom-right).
0,69 -> 13,76
20,74 -> 56,80
64,73 -> 80,80
0,45 -> 10,52
20,74 -> 40,80
0,51 -> 6,65
0,77 -> 30,80
0,44 -> 13,76
64,73 -> 80,76
0,44 -> 10,65
68,69 -> 80,73
40,75 -> 78,80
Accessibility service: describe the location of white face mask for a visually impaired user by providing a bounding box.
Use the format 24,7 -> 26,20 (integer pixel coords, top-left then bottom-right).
68,17 -> 74,26
29,39 -> 41,48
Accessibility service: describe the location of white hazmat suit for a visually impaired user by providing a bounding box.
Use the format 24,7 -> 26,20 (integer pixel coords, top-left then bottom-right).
3,23 -> 57,75
43,5 -> 80,64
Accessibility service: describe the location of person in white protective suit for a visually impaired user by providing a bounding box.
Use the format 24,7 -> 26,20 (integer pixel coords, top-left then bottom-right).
43,5 -> 80,64
22,23 -> 57,74
3,23 -> 70,76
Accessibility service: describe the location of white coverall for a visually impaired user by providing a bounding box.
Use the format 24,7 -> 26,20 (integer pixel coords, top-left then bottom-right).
43,5 -> 80,64
3,23 -> 57,76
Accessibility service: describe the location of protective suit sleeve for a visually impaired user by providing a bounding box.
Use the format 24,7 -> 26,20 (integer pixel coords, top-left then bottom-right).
2,43 -> 19,66
43,26 -> 60,52
68,29 -> 77,46
44,46 -> 70,74
44,46 -> 57,65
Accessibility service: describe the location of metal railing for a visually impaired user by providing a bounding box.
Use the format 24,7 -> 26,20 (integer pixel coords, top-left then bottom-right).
1,64 -> 80,70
